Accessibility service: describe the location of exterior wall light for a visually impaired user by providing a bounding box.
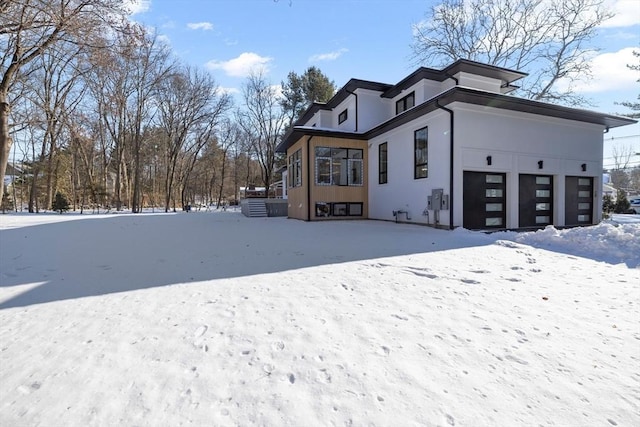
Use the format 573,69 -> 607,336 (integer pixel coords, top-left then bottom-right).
538,160 -> 544,169
486,155 -> 492,166
581,163 -> 587,172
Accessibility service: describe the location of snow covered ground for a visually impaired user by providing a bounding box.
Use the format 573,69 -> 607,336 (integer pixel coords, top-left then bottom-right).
0,210 -> 638,426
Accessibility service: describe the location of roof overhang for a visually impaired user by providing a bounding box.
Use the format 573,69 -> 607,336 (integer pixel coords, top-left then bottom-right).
276,127 -> 367,153
278,87 -> 637,153
381,59 -> 527,99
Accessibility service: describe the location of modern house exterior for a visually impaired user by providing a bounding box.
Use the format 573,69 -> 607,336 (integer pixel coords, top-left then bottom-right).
276,59 -> 636,230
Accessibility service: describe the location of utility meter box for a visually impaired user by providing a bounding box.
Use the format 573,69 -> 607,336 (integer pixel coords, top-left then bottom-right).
427,189 -> 449,211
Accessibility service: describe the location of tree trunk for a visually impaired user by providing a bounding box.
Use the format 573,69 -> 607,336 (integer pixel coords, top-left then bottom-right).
217,151 -> 227,208
0,97 -> 12,199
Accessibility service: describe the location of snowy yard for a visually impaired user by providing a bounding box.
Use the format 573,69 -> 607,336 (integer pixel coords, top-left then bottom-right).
0,211 -> 639,426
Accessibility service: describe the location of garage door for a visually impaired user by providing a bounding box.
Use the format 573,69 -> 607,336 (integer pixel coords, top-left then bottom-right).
565,176 -> 593,226
463,171 -> 506,230
519,174 -> 553,228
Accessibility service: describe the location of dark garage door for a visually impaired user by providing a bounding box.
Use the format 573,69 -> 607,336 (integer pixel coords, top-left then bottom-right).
463,171 -> 506,230
519,174 -> 553,228
565,176 -> 593,226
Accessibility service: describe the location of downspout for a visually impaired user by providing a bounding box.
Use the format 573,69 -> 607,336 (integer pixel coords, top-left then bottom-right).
306,135 -> 313,221
345,89 -> 358,132
436,100 -> 455,230
436,73 -> 458,230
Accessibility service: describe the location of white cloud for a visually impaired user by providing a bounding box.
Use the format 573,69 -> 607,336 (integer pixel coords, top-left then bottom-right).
157,34 -> 171,46
601,0 -> 640,28
205,52 -> 273,78
308,48 -> 349,62
187,22 -> 214,31
270,84 -> 284,100
216,87 -> 240,96
561,47 -> 639,94
125,0 -> 151,15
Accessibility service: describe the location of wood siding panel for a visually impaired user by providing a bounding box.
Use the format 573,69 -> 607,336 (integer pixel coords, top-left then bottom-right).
309,137 -> 368,220
285,135 -> 368,221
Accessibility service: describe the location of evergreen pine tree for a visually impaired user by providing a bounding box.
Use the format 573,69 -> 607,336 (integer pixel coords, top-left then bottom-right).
52,192 -> 70,214
1,191 -> 14,213
614,190 -> 631,214
602,194 -> 615,216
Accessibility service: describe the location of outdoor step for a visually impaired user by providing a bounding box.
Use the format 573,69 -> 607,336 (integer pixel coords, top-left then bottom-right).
246,200 -> 267,217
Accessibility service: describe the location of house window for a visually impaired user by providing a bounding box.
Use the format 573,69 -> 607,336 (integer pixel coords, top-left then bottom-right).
316,202 -> 363,217
379,142 -> 388,184
315,202 -> 330,217
288,149 -> 302,187
338,109 -> 348,124
396,92 -> 415,115
315,147 -> 363,186
414,126 -> 428,179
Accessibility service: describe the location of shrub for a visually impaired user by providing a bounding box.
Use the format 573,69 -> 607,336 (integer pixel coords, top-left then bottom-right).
52,192 -> 70,214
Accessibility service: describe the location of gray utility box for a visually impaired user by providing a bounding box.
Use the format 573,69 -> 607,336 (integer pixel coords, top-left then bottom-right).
427,189 -> 449,211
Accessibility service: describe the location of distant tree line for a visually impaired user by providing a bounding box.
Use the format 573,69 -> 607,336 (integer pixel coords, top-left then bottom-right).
1,0 -> 335,213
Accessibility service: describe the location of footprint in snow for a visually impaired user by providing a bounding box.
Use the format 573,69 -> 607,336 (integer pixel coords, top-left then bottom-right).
194,325 -> 208,338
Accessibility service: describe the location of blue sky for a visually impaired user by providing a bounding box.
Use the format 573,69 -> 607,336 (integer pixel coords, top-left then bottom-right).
130,0 -> 640,167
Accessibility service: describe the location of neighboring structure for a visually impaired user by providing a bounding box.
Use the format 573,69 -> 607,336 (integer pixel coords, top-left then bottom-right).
276,59 -> 636,230
602,183 -> 617,199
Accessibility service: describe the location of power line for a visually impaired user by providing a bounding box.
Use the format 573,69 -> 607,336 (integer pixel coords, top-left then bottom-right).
604,134 -> 640,141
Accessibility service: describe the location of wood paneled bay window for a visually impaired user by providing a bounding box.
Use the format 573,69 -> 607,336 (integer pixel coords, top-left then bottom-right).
315,147 -> 363,186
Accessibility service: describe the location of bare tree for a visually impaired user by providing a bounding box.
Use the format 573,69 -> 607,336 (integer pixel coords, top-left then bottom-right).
237,71 -> 287,198
155,66 -> 232,211
214,119 -> 241,207
0,0 -> 128,198
609,144 -> 637,190
25,42 -> 86,212
123,26 -> 174,213
411,0 -> 613,105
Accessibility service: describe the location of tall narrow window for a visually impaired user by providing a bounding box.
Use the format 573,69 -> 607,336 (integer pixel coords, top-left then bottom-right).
338,109 -> 348,124
288,149 -> 302,187
379,142 -> 388,184
396,92 -> 415,115
414,127 -> 428,179
315,147 -> 331,185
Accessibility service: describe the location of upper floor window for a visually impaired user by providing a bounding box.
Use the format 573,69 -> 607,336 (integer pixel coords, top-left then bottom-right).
315,147 -> 363,186
288,149 -> 302,187
414,127 -> 428,179
379,142 -> 388,184
396,92 -> 415,115
338,109 -> 348,124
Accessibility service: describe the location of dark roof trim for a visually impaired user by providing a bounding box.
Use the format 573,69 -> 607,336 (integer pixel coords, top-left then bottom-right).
279,87 -> 636,152
276,127 -> 367,153
450,87 -> 636,130
292,79 -> 392,128
367,87 -> 636,139
381,59 -> 527,99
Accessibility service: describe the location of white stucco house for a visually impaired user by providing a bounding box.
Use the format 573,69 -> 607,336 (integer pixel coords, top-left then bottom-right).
276,59 -> 636,230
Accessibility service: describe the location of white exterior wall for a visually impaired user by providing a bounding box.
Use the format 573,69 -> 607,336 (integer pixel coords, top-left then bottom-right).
356,89 -> 390,131
318,110 -> 332,127
334,97 -> 357,131
367,103 -> 605,228
368,110 -> 452,226
453,104 -> 604,228
422,80 -> 445,103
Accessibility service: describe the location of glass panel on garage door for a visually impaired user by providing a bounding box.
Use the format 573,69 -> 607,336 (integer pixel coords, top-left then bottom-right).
565,176 -> 593,226
463,171 -> 506,229
519,174 -> 553,228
